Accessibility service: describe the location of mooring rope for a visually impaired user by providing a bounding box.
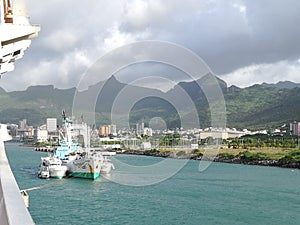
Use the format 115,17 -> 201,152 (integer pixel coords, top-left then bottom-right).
24,178 -> 68,192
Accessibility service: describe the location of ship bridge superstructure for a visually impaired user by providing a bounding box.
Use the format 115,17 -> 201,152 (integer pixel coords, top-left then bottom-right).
0,0 -> 40,75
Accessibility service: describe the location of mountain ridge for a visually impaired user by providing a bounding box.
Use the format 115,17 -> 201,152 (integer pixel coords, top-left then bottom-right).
0,76 -> 299,130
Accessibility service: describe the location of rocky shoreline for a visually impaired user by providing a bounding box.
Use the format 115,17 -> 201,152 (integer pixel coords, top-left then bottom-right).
122,149 -> 300,169
213,156 -> 300,169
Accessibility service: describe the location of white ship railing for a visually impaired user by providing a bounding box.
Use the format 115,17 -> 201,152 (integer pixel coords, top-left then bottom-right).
0,124 -> 35,225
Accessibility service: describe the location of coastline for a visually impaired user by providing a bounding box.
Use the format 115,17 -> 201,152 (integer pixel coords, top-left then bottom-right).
122,148 -> 300,169
24,141 -> 300,169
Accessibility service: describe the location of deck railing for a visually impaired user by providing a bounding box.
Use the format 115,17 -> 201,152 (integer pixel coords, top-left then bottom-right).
0,124 -> 35,225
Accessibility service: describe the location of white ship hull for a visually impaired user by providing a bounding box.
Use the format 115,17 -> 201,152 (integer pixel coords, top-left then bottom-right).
49,165 -> 68,179
39,156 -> 67,179
37,165 -> 50,179
65,152 -> 103,180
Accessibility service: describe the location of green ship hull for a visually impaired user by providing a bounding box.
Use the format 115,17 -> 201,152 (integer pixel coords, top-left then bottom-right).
68,171 -> 100,180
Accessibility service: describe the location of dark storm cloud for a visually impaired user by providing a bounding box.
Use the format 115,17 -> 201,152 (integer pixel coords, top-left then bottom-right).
1,0 -> 300,90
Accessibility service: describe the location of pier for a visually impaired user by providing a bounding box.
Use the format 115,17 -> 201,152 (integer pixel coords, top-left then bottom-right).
34,146 -> 54,152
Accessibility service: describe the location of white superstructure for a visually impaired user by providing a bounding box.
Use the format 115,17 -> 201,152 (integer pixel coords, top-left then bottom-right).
0,0 -> 40,75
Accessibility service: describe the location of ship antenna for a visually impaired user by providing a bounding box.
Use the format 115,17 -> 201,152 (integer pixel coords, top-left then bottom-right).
62,110 -> 66,121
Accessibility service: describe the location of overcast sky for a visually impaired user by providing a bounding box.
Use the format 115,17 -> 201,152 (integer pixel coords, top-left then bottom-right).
1,0 -> 300,91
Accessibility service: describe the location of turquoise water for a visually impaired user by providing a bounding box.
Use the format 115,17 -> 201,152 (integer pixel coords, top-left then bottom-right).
5,142 -> 300,225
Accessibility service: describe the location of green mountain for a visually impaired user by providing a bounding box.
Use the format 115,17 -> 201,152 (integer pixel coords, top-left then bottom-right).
0,75 -> 300,130
0,85 -> 75,126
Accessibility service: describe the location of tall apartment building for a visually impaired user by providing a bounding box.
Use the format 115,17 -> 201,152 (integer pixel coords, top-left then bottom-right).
290,121 -> 300,136
136,122 -> 144,136
108,124 -> 117,136
34,125 -> 48,142
99,125 -> 109,137
99,124 -> 117,137
19,119 -> 27,129
46,118 -> 57,132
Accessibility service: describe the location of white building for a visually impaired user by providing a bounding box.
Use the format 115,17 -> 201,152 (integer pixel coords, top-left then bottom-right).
143,127 -> 153,137
136,122 -> 144,135
108,124 -> 117,136
198,128 -> 246,140
99,124 -> 117,136
34,127 -> 48,142
140,142 -> 151,150
46,118 -> 57,132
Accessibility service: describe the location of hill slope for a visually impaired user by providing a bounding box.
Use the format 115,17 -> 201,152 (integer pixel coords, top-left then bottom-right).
0,76 -> 300,129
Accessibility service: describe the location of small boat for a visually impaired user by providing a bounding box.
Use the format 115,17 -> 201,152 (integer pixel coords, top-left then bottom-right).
37,165 -> 50,179
100,157 -> 115,174
39,156 -> 68,179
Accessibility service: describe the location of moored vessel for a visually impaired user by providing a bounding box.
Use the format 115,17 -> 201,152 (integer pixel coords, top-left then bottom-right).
62,126 -> 116,180
39,155 -> 68,179
100,156 -> 115,174
37,164 -> 50,179
38,112 -> 116,180
64,150 -> 104,180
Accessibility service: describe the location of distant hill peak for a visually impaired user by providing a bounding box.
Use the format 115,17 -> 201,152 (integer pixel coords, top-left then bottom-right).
26,85 -> 55,91
262,81 -> 300,89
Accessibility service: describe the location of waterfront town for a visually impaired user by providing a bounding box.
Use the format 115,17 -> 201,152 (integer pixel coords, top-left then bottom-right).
6,117 -> 300,151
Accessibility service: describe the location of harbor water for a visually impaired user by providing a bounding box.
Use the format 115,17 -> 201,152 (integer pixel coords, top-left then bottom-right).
5,142 -> 300,225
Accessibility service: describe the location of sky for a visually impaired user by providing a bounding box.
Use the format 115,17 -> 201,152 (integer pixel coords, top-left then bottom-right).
1,0 -> 300,91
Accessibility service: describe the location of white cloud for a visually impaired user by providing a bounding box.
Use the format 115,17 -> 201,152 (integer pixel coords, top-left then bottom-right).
232,2 -> 246,14
102,24 -> 145,52
42,29 -> 81,52
221,60 -> 300,87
